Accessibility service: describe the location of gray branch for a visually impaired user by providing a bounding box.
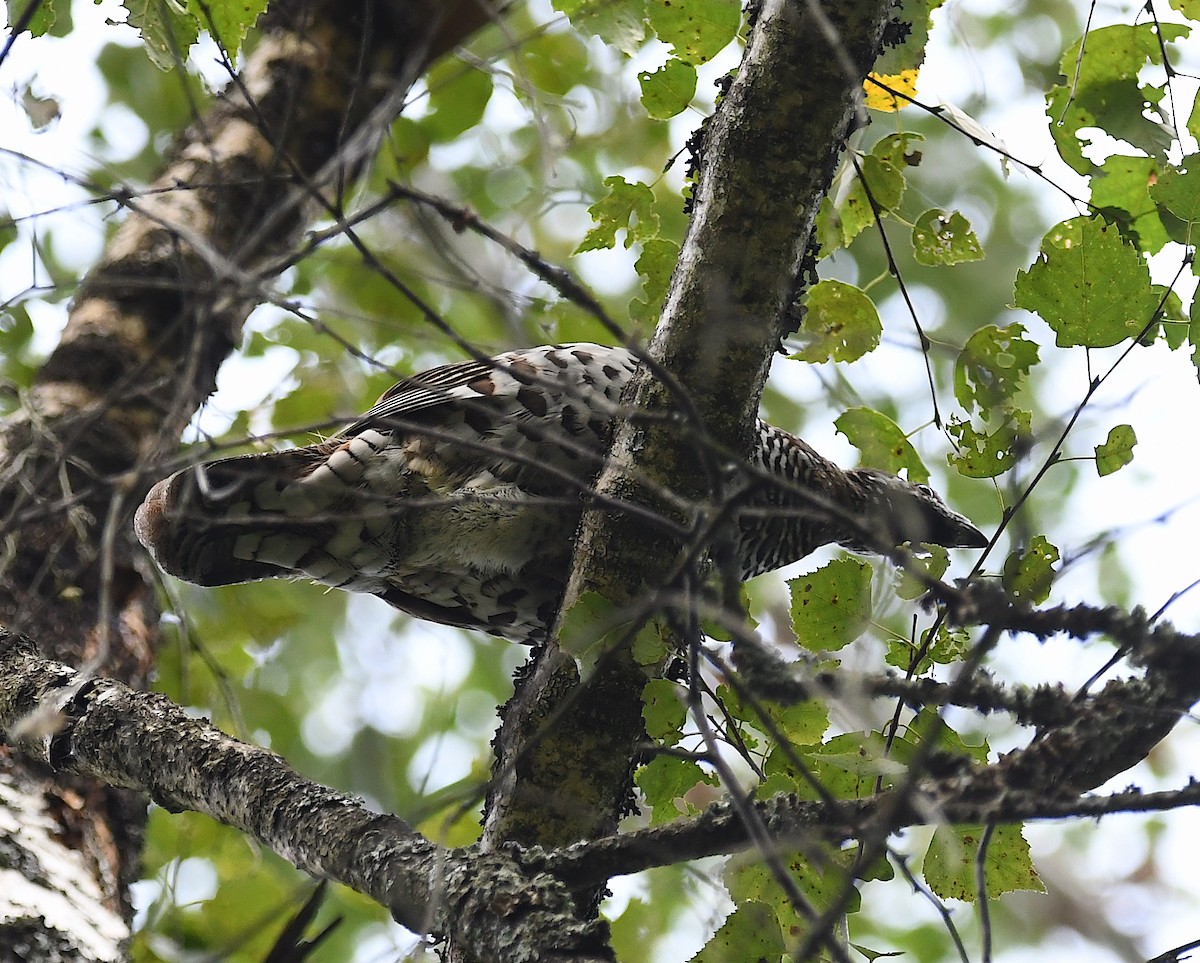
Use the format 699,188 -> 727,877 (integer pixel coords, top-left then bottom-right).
485,0 -> 896,889
0,630 -> 615,963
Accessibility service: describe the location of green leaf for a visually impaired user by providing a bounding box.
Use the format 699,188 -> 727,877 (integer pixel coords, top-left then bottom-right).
870,0 -> 945,77
1090,155 -> 1170,254
1014,217 -> 1157,348
1095,424 -> 1137,477
1048,79 -> 1175,176
576,176 -> 659,253
947,410 -> 1031,478
792,280 -> 882,363
893,545 -> 950,602
953,323 -> 1039,418
727,846 -> 885,922
6,0 -> 55,36
630,620 -> 670,666
1002,535 -> 1060,604
642,680 -> 687,742
839,153 -> 905,242
908,708 -> 989,763
188,0 -> 266,59
1149,287 -> 1188,348
813,193 -> 845,255
1171,0 -> 1200,20
517,28 -> 592,96
647,0 -> 740,66
1056,22 -> 1189,87
639,58 -> 697,119
553,0 -> 648,54
763,698 -> 829,747
558,591 -> 619,670
835,407 -> 929,483
1150,153 -> 1200,233
887,622 -> 970,671
1190,297 -> 1200,384
629,236 -> 679,323
422,61 -> 494,143
714,683 -> 828,750
636,756 -> 714,825
911,209 -> 983,266
872,130 -> 924,169
768,731 -> 909,801
691,901 -> 785,963
1046,24 -> 1187,175
818,134 -> 921,247
125,0 -> 200,70
924,824 -> 1045,902
788,558 -> 873,652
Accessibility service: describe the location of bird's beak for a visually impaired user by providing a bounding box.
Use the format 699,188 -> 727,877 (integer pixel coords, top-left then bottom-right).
947,513 -> 989,549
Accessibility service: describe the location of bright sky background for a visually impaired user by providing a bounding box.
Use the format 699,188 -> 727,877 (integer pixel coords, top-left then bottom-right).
4,0 -> 1200,960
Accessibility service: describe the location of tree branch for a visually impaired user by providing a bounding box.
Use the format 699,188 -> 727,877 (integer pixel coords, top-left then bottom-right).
484,0 -> 895,886
0,629 -> 615,963
0,0 -> 493,940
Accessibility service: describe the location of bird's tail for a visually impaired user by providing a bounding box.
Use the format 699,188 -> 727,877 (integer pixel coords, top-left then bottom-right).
134,447 -> 336,587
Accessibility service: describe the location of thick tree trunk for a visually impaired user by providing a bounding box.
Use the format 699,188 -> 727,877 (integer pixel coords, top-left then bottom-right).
0,0 -> 489,955
483,0 -> 895,905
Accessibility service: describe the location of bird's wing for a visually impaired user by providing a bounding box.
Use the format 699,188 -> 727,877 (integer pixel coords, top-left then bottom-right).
341,343 -> 633,437
343,356 -> 501,433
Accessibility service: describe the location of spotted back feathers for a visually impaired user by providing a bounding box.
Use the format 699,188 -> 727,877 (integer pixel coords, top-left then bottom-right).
136,344 -> 985,642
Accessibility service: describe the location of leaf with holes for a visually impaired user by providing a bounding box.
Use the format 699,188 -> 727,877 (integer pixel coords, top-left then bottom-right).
553,0 -> 648,53
647,0 -> 740,66
1095,424 -> 1137,476
188,0 -> 267,60
835,407 -> 929,483
947,411 -> 1031,478
639,58 -> 696,118
1002,535 -> 1059,604
788,558 -> 873,652
125,0 -> 200,69
912,208 -> 983,265
954,323 -> 1039,418
577,176 -> 660,253
1015,217 -> 1157,348
793,280 -> 881,363
630,236 -> 679,322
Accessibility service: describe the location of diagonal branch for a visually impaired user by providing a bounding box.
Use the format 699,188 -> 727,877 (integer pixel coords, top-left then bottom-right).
484,0 -> 896,891
0,629 -> 614,963
0,0 -> 494,936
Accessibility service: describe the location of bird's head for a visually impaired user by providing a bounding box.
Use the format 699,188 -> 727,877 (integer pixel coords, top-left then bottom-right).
837,468 -> 988,553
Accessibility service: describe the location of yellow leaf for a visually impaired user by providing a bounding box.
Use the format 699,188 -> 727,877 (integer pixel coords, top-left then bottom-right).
864,70 -> 919,112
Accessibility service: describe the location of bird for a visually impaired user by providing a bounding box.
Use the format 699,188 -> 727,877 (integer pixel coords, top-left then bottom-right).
135,343 -> 987,643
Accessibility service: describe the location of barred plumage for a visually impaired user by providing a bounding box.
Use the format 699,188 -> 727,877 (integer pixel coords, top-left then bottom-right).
135,344 -> 986,642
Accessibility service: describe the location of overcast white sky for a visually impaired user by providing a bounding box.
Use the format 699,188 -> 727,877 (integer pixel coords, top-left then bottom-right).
4,0 -> 1200,959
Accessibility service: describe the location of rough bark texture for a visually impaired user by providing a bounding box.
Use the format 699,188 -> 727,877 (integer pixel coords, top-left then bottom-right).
484,0 -> 895,874
0,0 -> 488,954
7,587 -> 1196,962
0,632 -> 616,963
4,0 -> 1194,959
